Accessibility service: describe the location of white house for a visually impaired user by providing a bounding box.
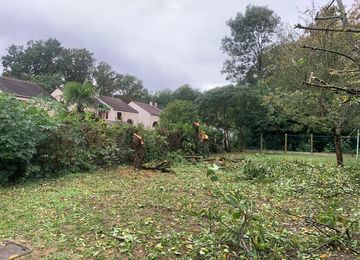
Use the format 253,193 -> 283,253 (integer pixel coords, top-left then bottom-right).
50,87 -> 64,102
50,89 -> 138,124
97,95 -> 138,124
128,101 -> 161,128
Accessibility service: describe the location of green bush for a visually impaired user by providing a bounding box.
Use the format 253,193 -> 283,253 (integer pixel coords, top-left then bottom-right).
0,94 -> 55,183
0,94 -> 172,184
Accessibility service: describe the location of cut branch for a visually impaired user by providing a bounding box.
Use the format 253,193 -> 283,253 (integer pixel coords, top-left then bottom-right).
295,24 -> 360,33
301,45 -> 359,64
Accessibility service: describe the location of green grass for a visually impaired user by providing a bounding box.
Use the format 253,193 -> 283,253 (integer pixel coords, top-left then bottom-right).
244,150 -> 360,166
0,154 -> 359,259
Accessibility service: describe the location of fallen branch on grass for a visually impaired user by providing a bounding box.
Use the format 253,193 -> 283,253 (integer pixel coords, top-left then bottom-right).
143,160 -> 172,172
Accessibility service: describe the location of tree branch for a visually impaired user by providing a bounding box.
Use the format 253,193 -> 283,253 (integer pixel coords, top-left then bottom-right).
330,68 -> 360,74
315,15 -> 341,21
325,0 -> 335,10
301,45 -> 359,64
295,24 -> 360,33
303,81 -> 360,96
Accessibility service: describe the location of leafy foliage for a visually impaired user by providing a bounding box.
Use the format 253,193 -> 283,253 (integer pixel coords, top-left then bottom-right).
172,84 -> 201,102
221,5 -> 281,83
63,81 -> 97,113
114,74 -> 150,101
160,100 -> 198,129
0,93 -> 55,183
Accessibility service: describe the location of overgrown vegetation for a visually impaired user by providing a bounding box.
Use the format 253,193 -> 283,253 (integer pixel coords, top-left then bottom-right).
0,154 -> 358,258
0,93 -> 172,185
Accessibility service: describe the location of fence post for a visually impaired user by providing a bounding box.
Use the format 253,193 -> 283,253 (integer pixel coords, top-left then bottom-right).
357,129 -> 359,159
310,133 -> 314,155
284,133 -> 288,153
260,132 -> 263,154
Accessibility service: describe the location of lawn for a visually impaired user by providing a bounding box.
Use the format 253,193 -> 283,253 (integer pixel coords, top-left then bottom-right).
0,153 -> 359,259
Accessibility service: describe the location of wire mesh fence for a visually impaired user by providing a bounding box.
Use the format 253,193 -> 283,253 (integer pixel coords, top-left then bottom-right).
255,133 -> 360,155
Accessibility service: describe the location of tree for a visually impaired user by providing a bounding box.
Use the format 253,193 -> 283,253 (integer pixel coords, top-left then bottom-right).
197,85 -> 237,151
290,0 -> 360,166
63,81 -> 97,113
1,38 -> 64,78
93,62 -> 118,95
1,39 -> 95,86
264,22 -> 360,166
160,100 -> 198,128
62,48 -> 95,83
152,89 -> 174,108
221,5 -> 280,83
172,84 -> 201,101
32,73 -> 64,92
114,74 -> 150,101
231,86 -> 267,151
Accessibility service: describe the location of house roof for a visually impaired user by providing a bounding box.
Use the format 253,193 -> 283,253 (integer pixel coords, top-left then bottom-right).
0,77 -> 50,98
98,95 -> 138,113
133,101 -> 162,116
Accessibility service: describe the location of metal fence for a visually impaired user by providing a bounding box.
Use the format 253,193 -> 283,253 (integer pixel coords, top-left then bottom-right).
256,132 -> 360,157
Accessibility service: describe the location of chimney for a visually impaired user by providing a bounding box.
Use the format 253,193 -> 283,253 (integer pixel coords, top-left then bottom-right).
149,101 -> 153,106
154,102 -> 158,107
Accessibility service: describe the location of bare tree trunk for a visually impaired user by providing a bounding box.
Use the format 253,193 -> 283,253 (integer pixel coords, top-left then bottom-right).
238,128 -> 243,152
334,127 -> 344,166
224,130 -> 231,152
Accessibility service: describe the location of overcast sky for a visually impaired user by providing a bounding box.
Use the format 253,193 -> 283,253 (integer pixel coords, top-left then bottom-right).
0,0 -> 354,92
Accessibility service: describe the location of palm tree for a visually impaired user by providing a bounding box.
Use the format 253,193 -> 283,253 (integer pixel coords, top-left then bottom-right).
63,81 -> 96,113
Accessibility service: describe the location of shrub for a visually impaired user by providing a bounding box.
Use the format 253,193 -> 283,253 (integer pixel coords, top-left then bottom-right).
0,94 -> 55,184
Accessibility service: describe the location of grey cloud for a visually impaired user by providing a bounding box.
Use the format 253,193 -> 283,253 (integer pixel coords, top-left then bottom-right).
0,0 -> 354,91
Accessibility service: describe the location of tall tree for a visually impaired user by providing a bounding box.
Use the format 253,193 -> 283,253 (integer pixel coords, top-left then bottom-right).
62,48 -> 95,83
160,100 -> 198,128
1,39 -> 95,89
231,86 -> 266,151
221,5 -> 280,83
114,74 -> 150,101
152,89 -> 174,108
172,84 -> 201,101
290,1 -> 360,166
93,62 -> 118,95
265,27 -> 360,166
197,85 -> 237,151
1,38 -> 64,78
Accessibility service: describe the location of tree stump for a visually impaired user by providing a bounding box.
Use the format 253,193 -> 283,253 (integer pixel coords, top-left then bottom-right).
133,133 -> 144,170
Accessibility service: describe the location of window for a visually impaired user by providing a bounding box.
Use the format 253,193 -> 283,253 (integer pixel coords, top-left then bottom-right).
117,112 -> 122,120
152,121 -> 158,127
98,111 -> 108,120
127,119 -> 133,125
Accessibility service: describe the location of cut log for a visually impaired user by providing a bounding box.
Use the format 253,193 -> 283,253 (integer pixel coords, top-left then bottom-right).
133,133 -> 144,170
